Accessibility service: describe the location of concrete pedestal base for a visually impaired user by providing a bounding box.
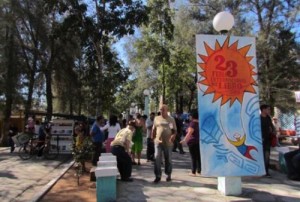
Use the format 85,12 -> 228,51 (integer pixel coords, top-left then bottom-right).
96,176 -> 116,202
218,177 -> 242,196
95,153 -> 118,202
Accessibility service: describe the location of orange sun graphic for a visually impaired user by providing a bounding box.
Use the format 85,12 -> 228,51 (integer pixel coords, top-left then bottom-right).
198,37 -> 257,106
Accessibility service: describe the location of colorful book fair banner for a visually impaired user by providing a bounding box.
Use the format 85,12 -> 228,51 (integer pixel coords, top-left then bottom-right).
196,35 -> 265,176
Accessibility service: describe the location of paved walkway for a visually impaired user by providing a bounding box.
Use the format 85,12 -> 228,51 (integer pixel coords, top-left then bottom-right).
1,145 -> 300,202
115,146 -> 300,202
0,147 -> 72,202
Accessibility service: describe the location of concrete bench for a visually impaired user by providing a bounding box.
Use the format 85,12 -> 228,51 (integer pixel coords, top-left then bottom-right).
270,146 -> 298,173
270,147 -> 286,172
90,153 -> 117,181
95,153 -> 118,202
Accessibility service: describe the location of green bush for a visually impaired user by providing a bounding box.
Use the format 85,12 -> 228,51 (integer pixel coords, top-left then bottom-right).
71,137 -> 94,163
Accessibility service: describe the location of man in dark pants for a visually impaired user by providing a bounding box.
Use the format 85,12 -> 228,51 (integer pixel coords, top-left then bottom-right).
260,104 -> 274,177
90,116 -> 105,166
111,120 -> 136,182
284,140 -> 300,181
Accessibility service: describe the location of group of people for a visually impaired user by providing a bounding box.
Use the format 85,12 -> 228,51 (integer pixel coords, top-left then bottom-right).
71,104 -> 187,182
10,103 -> 297,183
104,104 -> 201,183
8,116 -> 52,157
110,103 -> 299,183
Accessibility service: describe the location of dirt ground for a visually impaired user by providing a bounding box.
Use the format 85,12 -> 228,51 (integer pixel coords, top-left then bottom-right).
40,162 -> 97,202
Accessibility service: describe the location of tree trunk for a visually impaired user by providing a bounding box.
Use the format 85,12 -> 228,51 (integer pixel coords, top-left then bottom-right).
24,70 -> 35,120
69,98 -> 73,115
252,0 -> 276,105
17,22 -> 40,121
1,20 -> 16,146
78,101 -> 82,116
45,63 -> 53,121
179,94 -> 183,113
187,89 -> 195,112
162,62 -> 166,104
44,41 -> 55,121
93,0 -> 104,114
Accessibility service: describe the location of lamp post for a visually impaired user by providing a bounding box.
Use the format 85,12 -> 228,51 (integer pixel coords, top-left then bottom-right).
212,11 -> 241,196
143,89 -> 150,117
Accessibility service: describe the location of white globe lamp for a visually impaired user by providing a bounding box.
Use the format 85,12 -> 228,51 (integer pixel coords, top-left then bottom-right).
213,11 -> 234,34
143,89 -> 150,96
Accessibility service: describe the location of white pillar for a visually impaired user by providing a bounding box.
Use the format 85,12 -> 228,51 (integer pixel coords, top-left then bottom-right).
144,95 -> 149,117
217,176 -> 242,196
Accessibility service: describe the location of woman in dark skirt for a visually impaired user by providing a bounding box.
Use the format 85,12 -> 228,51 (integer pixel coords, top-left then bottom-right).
181,110 -> 201,176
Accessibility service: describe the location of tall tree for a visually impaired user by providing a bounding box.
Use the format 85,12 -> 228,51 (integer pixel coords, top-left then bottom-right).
13,0 -> 51,120
245,0 -> 300,111
128,0 -> 174,106
0,0 -> 21,145
82,0 -> 148,115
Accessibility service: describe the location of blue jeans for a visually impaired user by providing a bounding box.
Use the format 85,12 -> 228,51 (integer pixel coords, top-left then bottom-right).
154,143 -> 173,178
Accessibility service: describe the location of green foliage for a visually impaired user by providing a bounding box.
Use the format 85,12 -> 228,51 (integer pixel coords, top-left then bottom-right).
71,137 -> 94,163
0,0 -> 149,120
247,0 -> 300,112
126,0 -> 174,104
259,29 -> 300,112
73,0 -> 148,116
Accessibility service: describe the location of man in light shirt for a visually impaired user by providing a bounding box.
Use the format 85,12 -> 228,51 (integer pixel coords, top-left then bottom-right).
111,120 -> 136,182
151,104 -> 176,183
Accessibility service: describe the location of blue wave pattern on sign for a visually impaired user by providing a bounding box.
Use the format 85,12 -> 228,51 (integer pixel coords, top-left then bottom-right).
201,115 -> 222,144
246,96 -> 262,143
201,115 -> 261,175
